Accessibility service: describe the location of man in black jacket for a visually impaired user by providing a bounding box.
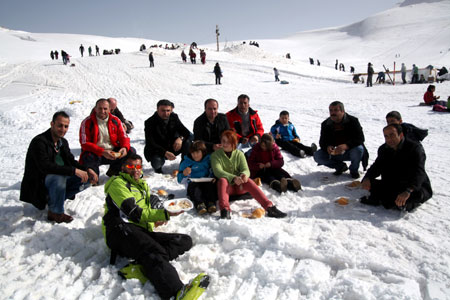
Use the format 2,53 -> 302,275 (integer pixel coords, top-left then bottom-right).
360,124 -> 432,212
193,99 -> 230,153
314,101 -> 366,178
20,111 -> 98,223
144,100 -> 192,173
385,111 -> 428,143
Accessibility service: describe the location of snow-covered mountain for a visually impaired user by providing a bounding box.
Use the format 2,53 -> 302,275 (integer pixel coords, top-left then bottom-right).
1,1 -> 450,299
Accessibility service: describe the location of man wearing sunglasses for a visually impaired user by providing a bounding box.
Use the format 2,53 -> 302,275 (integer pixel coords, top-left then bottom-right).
20,111 -> 98,223
103,154 -> 209,299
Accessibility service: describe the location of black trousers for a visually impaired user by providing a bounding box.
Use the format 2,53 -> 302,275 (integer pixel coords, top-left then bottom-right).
254,167 -> 291,184
368,179 -> 424,211
106,223 -> 192,300
275,139 -> 313,157
81,147 -> 136,175
187,181 -> 217,207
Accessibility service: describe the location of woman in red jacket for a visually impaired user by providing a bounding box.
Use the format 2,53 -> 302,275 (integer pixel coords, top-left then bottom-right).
423,85 -> 440,105
248,134 -> 301,193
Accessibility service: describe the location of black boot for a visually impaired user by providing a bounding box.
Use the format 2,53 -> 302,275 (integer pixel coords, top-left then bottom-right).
266,206 -> 287,218
220,209 -> 231,219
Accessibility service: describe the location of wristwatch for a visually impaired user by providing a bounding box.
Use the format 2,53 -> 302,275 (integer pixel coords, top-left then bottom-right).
405,188 -> 413,194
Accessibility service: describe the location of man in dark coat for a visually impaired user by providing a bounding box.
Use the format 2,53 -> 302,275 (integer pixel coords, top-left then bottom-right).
314,101 -> 367,179
385,111 -> 428,143
144,100 -> 192,173
149,52 -> 154,68
193,99 -> 230,153
20,111 -> 98,223
360,124 -> 432,212
367,62 -> 374,87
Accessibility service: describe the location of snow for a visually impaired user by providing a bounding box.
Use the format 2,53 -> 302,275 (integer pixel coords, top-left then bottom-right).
1,1 -> 450,299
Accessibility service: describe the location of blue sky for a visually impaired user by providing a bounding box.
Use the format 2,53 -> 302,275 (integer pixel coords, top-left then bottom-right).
1,0 -> 400,44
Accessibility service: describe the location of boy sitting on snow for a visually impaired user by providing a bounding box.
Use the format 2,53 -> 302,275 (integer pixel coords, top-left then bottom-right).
270,110 -> 317,158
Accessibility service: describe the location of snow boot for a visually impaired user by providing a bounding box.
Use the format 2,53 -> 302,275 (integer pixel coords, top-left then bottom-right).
118,262 -> 148,284
176,273 -> 210,300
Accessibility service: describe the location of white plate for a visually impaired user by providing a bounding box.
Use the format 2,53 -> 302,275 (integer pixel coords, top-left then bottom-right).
190,177 -> 214,183
163,198 -> 194,213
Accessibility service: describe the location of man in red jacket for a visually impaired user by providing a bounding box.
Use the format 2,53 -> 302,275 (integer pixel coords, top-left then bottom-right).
226,94 -> 264,151
79,98 -> 135,176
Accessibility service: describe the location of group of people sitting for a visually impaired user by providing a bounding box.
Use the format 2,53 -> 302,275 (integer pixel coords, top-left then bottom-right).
19,94 -> 434,300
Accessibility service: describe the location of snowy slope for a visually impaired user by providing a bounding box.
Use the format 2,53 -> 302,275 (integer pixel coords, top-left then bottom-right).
1,1 -> 450,300
259,0 -> 450,72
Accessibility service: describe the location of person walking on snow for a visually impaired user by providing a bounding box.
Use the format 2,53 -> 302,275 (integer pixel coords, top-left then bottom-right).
149,52 -> 154,68
79,44 -> 84,57
273,68 -> 280,82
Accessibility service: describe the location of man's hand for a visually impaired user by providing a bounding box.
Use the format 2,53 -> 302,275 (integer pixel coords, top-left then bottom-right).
361,179 -> 371,191
249,135 -> 259,144
183,167 -> 192,176
395,191 -> 411,207
102,150 -> 116,160
75,168 -> 89,183
327,146 -> 335,155
118,147 -> 127,158
264,162 -> 271,168
87,168 -> 98,184
173,137 -> 183,152
165,151 -> 176,160
334,144 -> 348,155
213,144 -> 222,151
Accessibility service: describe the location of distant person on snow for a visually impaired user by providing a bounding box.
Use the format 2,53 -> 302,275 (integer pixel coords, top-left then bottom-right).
79,44 -> 84,57
79,98 -> 135,177
200,49 -> 206,64
270,110 -> 317,158
360,124 -> 432,212
189,49 -> 196,64
181,50 -> 187,63
54,50 -> 59,60
273,68 -> 280,82
367,62 -> 374,87
103,153 -> 210,300
108,97 -> 134,134
95,45 -> 100,56
317,59 -> 320,66
401,63 -> 407,84
50,51 -> 54,60
376,71 -> 385,84
149,52 -> 154,68
423,84 -> 440,105
350,66 -> 355,73
88,46 -> 92,56
214,63 -> 222,85
335,59 -> 338,70
385,111 -> 428,143
20,111 -> 98,223
309,58 -> 314,65
411,64 -> 419,84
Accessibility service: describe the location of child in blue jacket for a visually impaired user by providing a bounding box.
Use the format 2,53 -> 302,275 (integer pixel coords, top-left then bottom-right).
270,110 -> 317,158
178,141 -> 217,214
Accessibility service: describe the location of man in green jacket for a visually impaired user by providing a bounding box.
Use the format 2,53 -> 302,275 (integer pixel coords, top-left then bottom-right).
103,154 -> 209,300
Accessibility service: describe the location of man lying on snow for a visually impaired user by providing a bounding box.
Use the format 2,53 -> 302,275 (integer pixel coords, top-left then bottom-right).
360,124 -> 432,212
103,153 -> 209,300
20,111 -> 98,223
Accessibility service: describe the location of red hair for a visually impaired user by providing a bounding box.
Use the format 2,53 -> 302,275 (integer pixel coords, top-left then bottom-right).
221,130 -> 238,150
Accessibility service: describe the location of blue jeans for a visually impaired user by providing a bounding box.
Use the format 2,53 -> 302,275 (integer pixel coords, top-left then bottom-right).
45,174 -> 90,214
314,145 -> 364,174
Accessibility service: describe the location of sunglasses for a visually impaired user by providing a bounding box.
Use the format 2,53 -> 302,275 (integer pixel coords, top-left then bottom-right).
125,164 -> 143,170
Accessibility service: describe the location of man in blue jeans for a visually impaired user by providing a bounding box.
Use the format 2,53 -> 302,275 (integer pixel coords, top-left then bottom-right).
314,101 -> 366,179
20,111 -> 98,223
